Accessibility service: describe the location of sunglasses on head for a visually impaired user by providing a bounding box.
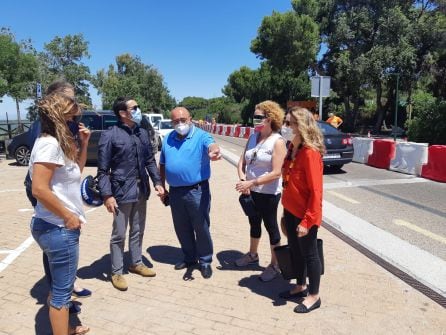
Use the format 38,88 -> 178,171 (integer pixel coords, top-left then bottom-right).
253,114 -> 267,120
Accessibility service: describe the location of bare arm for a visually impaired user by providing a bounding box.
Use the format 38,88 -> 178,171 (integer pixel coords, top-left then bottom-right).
76,123 -> 91,172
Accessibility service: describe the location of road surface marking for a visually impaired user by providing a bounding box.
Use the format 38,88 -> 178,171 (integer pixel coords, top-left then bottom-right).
393,219 -> 446,245
0,236 -> 34,273
325,178 -> 429,190
0,250 -> 12,254
327,191 -> 360,204
0,189 -> 23,193
323,200 -> 446,297
18,208 -> 33,212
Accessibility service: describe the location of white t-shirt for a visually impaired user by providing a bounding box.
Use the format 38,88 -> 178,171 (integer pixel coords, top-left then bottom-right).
29,136 -> 85,227
245,132 -> 283,195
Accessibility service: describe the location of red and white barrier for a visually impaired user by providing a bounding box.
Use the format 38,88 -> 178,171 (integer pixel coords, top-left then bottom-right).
367,139 -> 396,169
421,145 -> 446,183
390,142 -> 428,176
352,137 -> 374,164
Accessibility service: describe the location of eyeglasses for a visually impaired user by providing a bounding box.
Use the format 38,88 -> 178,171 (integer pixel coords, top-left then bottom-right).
253,115 -> 267,120
128,105 -> 139,111
172,117 -> 188,125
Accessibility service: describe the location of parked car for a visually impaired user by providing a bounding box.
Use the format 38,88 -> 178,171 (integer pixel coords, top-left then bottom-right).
317,121 -> 354,169
143,113 -> 164,127
154,120 -> 174,150
7,111 -> 158,166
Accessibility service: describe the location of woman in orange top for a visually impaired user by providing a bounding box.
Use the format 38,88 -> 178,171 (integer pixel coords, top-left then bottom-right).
280,107 -> 325,313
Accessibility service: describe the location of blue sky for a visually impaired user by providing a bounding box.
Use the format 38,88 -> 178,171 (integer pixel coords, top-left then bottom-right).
0,0 -> 293,120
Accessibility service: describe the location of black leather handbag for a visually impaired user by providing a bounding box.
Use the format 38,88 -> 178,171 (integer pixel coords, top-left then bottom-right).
274,239 -> 324,280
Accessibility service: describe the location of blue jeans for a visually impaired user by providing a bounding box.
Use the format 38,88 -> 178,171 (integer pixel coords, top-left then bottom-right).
31,217 -> 79,309
169,181 -> 213,265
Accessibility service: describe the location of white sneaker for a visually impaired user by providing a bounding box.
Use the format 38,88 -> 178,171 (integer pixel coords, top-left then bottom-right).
260,264 -> 280,282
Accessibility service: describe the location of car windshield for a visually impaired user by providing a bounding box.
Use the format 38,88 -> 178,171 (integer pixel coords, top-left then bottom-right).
152,116 -> 163,124
317,122 -> 340,135
160,121 -> 173,129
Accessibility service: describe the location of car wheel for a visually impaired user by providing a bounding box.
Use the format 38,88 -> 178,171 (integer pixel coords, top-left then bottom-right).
332,164 -> 344,171
158,137 -> 162,150
15,145 -> 30,166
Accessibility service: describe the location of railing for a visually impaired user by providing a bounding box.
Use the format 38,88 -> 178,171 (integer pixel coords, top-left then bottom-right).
0,121 -> 31,140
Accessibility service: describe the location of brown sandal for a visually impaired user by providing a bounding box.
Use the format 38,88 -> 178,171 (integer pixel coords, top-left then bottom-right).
69,325 -> 90,335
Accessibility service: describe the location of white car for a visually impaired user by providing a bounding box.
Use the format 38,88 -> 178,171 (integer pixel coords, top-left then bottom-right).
155,120 -> 174,150
143,113 -> 164,127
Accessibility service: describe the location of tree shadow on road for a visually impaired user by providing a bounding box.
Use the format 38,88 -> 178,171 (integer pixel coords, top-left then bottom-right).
238,274 -> 295,307
215,250 -> 264,272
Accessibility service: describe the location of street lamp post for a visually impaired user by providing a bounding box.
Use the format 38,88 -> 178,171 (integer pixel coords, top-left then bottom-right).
393,73 -> 400,142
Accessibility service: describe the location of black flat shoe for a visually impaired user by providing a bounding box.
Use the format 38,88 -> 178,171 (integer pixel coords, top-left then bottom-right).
279,288 -> 308,299
200,264 -> 212,279
294,298 -> 321,313
69,303 -> 81,315
174,261 -> 197,270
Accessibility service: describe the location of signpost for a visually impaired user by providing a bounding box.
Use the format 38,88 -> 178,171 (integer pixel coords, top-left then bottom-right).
36,82 -> 42,99
311,76 -> 331,120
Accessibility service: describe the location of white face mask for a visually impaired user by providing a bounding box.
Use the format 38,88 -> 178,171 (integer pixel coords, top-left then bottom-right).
175,123 -> 190,136
281,126 -> 295,141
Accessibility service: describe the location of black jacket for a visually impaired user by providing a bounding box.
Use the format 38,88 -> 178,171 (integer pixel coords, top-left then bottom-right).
97,122 -> 161,204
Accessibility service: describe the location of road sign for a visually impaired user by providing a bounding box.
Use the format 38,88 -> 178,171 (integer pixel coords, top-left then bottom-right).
36,82 -> 42,99
311,76 -> 331,120
311,76 -> 331,97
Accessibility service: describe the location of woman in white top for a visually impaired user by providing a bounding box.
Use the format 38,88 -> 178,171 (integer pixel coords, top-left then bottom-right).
30,93 -> 90,335
235,100 -> 287,282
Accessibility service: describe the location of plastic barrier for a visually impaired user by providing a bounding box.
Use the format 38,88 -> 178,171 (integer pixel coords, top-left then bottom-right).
421,145 -> 446,182
225,125 -> 231,136
217,125 -> 223,135
352,137 -> 374,164
390,142 -> 428,176
243,127 -> 253,139
367,139 -> 396,169
239,127 -> 246,138
234,126 -> 241,138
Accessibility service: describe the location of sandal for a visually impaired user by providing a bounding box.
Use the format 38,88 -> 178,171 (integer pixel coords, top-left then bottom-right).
69,325 -> 90,335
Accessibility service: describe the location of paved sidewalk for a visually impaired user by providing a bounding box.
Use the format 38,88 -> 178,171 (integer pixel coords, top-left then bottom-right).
0,158 -> 445,334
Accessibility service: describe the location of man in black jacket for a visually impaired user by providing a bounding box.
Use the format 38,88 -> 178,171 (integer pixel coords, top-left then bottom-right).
97,97 -> 164,291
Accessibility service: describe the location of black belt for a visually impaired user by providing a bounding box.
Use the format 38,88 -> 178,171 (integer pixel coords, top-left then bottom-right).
171,180 -> 208,190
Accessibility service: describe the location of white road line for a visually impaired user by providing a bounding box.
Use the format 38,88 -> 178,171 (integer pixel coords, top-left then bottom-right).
18,209 -> 34,212
327,190 -> 360,204
0,250 -> 12,254
393,219 -> 446,245
323,200 -> 446,297
0,236 -> 34,273
0,189 -> 23,193
325,177 -> 429,190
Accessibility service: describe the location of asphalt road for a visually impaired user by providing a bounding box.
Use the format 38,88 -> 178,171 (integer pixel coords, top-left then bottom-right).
214,134 -> 446,261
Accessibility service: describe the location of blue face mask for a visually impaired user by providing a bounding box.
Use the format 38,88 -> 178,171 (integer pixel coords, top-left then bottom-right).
131,108 -> 142,125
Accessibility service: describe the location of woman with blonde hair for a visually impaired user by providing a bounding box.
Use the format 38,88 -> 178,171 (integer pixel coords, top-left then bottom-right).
235,100 -> 287,282
279,107 -> 324,313
30,93 -> 90,334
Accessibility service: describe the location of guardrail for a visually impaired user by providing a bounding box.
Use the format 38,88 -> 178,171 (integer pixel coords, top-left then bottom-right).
197,122 -> 446,183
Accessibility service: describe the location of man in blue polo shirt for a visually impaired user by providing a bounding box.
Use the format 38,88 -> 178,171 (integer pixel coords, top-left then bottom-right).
159,107 -> 221,279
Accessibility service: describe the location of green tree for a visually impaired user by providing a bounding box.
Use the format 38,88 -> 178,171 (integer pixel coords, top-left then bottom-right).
94,53 -> 175,112
0,28 -> 38,127
39,34 -> 92,106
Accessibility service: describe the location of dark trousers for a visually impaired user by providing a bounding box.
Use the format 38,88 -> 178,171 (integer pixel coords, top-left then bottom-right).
249,192 -> 281,245
284,209 -> 321,295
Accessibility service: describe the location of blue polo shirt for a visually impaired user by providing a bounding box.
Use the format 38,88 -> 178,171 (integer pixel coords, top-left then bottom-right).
160,125 -> 215,187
